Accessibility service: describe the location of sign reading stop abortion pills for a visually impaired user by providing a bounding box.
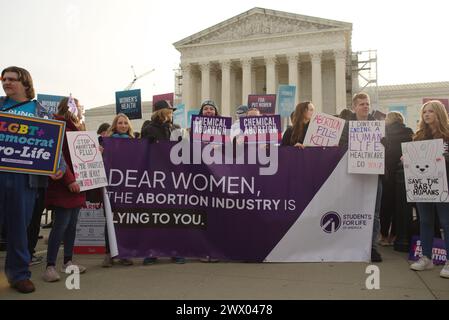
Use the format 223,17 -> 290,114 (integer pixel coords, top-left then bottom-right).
66,131 -> 108,191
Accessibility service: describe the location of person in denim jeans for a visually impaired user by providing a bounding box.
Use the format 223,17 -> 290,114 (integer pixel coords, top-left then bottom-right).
42,96 -> 87,282
0,66 -> 64,293
409,100 -> 449,278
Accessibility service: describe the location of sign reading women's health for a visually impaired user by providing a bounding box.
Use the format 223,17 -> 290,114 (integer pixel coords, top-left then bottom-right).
240,115 -> 281,144
248,94 -> 276,115
0,113 -> 65,175
191,115 -> 232,144
402,139 -> 449,202
303,112 -> 345,147
115,89 -> 142,120
348,121 -> 385,174
66,131 -> 108,191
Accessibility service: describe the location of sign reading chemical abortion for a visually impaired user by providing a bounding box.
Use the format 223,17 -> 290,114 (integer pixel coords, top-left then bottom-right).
402,139 -> 449,202
304,112 -> 345,147
66,131 -> 108,191
115,89 -> 142,120
0,113 -> 65,175
191,115 -> 232,145
348,121 -> 385,174
239,114 -> 281,144
247,94 -> 276,115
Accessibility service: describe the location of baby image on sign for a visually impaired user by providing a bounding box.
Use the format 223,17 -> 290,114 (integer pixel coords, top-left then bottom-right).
402,139 -> 449,202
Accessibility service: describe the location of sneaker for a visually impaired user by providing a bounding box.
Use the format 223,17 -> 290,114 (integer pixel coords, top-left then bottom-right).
117,258 -> 134,266
10,279 -> 35,293
42,266 -> 60,282
410,256 -> 434,271
29,255 -> 44,266
371,248 -> 382,262
143,257 -> 157,265
172,257 -> 186,264
102,254 -> 113,268
200,256 -> 219,263
61,261 -> 87,274
440,261 -> 449,278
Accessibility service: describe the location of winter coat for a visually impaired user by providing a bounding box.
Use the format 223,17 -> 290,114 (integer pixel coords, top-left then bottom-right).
141,121 -> 172,143
384,122 -> 413,178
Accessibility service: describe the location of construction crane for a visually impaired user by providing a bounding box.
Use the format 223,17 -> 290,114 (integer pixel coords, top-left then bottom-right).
124,66 -> 155,90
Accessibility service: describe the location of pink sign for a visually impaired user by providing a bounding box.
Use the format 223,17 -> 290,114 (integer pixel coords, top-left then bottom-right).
153,93 -> 174,111
423,98 -> 449,114
247,94 -> 276,115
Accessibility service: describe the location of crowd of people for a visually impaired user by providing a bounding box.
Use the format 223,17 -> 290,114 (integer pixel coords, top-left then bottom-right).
1,65 -> 448,294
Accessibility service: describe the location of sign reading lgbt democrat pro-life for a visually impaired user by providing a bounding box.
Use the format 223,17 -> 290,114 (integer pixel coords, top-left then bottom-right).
0,113 -> 65,175
402,139 -> 449,202
239,115 -> 281,143
348,121 -> 385,174
115,89 -> 142,120
66,131 -> 108,192
191,115 -> 232,144
303,112 -> 345,147
248,94 -> 276,115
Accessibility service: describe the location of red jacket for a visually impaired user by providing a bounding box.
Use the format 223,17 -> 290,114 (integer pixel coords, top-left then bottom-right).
45,115 -> 86,209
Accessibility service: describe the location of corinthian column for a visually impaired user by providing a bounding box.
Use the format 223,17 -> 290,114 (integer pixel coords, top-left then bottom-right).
241,57 -> 252,105
334,50 -> 347,114
287,53 -> 300,105
220,60 -> 232,116
311,52 -> 323,112
265,55 -> 277,94
181,62 -> 192,110
200,62 -> 211,102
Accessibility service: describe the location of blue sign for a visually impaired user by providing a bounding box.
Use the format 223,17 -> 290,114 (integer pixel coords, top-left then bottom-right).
37,94 -> 65,116
277,85 -> 296,118
187,109 -> 200,128
115,89 -> 142,120
388,105 -> 408,123
173,103 -> 186,128
0,113 -> 65,175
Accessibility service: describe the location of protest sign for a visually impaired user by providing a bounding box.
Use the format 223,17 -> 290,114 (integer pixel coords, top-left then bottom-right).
153,92 -> 174,110
348,121 -> 385,174
409,236 -> 447,265
239,115 -> 281,144
74,201 -> 106,254
0,113 -> 65,175
248,94 -> 276,115
66,131 -> 108,191
402,139 -> 449,202
173,103 -> 186,128
277,85 -> 296,118
37,94 -> 65,116
115,89 -> 142,120
304,112 -> 345,147
191,115 -> 232,144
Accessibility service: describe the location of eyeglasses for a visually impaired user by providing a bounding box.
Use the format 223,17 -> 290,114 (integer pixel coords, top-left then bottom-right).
1,77 -> 20,83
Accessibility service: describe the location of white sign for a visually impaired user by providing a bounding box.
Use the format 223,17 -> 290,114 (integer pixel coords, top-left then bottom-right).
348,121 -> 385,174
402,139 -> 449,202
74,201 -> 105,252
67,131 -> 108,191
303,112 -> 345,147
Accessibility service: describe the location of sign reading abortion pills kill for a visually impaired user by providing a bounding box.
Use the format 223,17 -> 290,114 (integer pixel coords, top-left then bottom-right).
402,139 -> 449,202
0,113 -> 65,175
191,115 -> 232,144
37,94 -> 65,116
277,85 -> 296,118
240,115 -> 281,144
304,112 -> 345,147
115,89 -> 142,120
247,94 -> 276,115
348,121 -> 385,174
66,131 -> 108,192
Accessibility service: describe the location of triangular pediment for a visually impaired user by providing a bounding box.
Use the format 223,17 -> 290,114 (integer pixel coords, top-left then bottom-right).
174,7 -> 351,47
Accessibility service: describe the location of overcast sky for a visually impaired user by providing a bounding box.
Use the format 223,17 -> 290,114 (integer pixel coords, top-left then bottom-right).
1,0 -> 448,109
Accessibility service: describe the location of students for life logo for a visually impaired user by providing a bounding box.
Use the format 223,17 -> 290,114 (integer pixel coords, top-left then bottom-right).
320,211 -> 341,233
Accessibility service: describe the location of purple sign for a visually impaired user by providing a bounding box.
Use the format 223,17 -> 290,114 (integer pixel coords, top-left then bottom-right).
102,138 -> 346,261
191,115 -> 232,144
409,236 -> 447,265
239,115 -> 282,144
247,94 -> 276,115
0,113 -> 65,175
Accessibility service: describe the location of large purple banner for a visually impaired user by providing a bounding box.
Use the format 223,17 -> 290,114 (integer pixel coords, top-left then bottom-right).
102,138 -> 346,262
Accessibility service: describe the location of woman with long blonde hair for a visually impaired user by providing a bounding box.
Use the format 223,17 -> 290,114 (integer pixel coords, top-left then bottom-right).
409,100 -> 449,278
